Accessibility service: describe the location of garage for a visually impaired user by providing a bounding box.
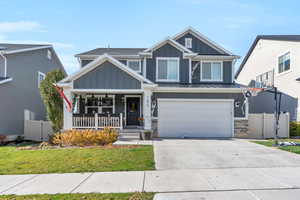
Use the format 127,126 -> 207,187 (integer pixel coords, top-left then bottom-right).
157,99 -> 234,138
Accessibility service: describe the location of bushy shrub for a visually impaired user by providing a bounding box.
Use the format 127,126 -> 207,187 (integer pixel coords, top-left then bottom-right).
51,127 -> 119,146
290,122 -> 300,137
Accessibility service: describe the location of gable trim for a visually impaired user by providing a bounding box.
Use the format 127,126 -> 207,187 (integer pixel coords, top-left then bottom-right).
2,45 -> 52,55
59,54 -> 153,85
173,27 -> 234,56
143,37 -> 194,54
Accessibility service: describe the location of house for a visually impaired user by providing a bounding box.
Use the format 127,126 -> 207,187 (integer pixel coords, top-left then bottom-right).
58,27 -> 248,138
235,35 -> 300,121
0,44 -> 66,138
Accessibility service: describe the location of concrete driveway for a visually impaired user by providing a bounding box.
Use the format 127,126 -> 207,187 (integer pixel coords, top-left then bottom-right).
154,139 -> 300,170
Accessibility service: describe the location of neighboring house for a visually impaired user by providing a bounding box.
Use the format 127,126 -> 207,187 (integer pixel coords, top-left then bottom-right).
0,44 -> 66,137
235,35 -> 300,121
58,27 -> 247,138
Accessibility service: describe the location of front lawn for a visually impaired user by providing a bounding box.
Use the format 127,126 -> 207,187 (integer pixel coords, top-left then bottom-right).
0,145 -> 155,175
252,139 -> 300,154
0,193 -> 155,200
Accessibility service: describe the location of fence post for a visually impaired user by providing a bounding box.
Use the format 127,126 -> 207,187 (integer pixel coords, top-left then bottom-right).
120,113 -> 123,130
95,113 -> 98,129
262,113 -> 265,138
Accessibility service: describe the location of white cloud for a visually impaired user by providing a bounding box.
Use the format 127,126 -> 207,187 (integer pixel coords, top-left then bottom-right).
58,55 -> 79,75
0,21 -> 44,33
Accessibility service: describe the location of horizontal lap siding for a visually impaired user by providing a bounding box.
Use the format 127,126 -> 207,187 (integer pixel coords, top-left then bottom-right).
152,92 -> 245,118
74,61 -> 141,89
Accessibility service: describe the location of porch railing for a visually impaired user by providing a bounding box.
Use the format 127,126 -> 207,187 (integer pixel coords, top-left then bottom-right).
72,113 -> 123,129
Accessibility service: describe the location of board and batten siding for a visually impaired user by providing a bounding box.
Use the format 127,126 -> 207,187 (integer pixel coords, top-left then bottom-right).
74,61 -> 141,89
191,61 -> 232,83
146,43 -> 189,83
176,32 -> 227,55
152,92 -> 245,118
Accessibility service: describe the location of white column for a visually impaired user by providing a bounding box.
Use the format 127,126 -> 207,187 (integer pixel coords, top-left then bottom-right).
143,88 -> 152,130
63,88 -> 73,130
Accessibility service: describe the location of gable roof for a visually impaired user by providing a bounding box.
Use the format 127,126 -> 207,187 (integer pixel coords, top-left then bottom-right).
76,48 -> 146,57
143,37 -> 194,54
0,43 -> 51,54
235,35 -> 300,79
173,27 -> 235,56
59,54 -> 153,85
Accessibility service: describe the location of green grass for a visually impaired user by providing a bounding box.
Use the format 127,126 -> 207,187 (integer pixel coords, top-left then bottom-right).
0,193 -> 155,200
0,145 -> 155,175
252,139 -> 300,154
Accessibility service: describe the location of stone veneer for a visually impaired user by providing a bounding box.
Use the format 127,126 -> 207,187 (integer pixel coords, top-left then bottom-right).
151,119 -> 158,138
152,118 -> 249,138
234,119 -> 249,138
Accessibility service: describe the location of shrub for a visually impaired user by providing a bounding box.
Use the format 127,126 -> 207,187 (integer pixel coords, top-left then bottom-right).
290,122 -> 300,137
0,135 -> 7,145
51,127 -> 119,146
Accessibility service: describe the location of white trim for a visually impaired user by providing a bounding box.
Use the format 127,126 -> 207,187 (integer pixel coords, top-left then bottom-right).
0,52 -> 7,77
3,45 -> 52,55
77,55 -> 141,59
59,54 -> 153,85
143,37 -> 193,53
185,38 -> 192,49
124,95 -> 142,126
200,61 -> 223,82
126,59 -> 141,73
192,55 -> 239,60
143,57 -> 146,77
38,71 -> 46,88
189,58 -> 192,83
154,87 -> 244,93
71,89 -> 144,94
172,27 -> 235,56
156,57 -> 180,82
0,77 -> 12,85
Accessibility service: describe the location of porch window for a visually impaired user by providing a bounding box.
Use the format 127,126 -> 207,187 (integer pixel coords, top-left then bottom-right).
127,60 -> 141,72
278,52 -> 290,73
84,95 -> 115,114
156,57 -> 179,82
201,61 -> 222,81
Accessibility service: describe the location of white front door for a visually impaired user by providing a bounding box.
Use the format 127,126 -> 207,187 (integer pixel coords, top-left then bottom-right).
158,99 -> 234,138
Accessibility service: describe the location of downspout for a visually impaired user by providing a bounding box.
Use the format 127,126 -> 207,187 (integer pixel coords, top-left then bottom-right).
0,51 -> 7,77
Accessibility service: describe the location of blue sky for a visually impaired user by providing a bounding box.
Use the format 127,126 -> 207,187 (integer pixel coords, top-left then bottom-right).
0,0 -> 299,74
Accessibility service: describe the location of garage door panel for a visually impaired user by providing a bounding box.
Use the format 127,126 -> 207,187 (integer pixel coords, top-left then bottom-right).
158,99 -> 233,138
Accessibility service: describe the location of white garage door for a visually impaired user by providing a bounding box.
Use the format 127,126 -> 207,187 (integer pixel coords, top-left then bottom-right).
158,99 -> 233,138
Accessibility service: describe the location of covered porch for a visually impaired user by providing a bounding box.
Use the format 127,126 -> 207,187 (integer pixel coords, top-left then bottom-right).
68,91 -> 149,130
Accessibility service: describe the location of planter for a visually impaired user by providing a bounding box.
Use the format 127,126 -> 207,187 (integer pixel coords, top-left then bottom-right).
140,131 -> 152,140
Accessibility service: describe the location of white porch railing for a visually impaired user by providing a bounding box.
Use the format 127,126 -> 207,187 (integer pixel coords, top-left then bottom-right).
72,113 -> 123,129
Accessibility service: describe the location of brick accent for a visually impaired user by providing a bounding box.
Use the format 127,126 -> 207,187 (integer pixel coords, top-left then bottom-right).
234,119 -> 249,138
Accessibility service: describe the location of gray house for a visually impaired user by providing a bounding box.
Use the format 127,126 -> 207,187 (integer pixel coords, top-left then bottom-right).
236,35 -> 300,121
58,27 -> 247,138
0,44 -> 65,138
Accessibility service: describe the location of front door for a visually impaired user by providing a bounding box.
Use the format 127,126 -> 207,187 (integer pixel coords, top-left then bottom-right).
126,97 -> 140,126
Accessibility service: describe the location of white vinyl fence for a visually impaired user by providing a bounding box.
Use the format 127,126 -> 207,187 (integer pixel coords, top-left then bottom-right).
248,113 -> 290,139
24,120 -> 53,142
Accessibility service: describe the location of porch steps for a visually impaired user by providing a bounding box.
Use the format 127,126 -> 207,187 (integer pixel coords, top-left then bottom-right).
119,129 -> 142,140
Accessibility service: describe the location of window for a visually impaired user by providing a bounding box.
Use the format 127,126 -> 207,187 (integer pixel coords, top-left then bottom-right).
201,62 -> 222,81
185,38 -> 192,48
278,52 -> 290,73
127,60 -> 141,72
47,50 -> 52,60
156,57 -> 179,82
38,71 -> 45,88
85,95 -> 115,114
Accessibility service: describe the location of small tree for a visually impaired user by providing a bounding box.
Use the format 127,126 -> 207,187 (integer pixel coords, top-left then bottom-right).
40,69 -> 66,132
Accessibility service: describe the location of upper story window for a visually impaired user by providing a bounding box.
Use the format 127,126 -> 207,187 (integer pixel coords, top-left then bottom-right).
185,38 -> 192,49
47,50 -> 52,60
156,57 -> 179,82
278,52 -> 290,74
127,60 -> 141,72
201,61 -> 223,81
38,71 -> 46,88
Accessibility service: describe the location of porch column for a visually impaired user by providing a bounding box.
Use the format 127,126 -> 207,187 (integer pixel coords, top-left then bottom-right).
143,89 -> 152,130
63,88 -> 72,130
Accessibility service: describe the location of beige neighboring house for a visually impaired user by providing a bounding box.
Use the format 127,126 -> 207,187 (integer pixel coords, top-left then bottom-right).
235,35 -> 300,121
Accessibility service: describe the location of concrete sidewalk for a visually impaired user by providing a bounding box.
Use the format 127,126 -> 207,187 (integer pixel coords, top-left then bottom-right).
1,167 -> 300,195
